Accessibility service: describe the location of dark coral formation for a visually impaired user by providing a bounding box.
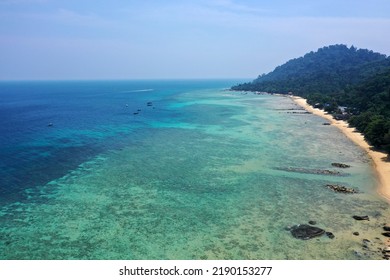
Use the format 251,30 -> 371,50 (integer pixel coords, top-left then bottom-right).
326,184 -> 357,194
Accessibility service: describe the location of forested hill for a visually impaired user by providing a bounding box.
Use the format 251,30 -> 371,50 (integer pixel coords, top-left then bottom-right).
232,44 -> 390,155
232,44 -> 388,96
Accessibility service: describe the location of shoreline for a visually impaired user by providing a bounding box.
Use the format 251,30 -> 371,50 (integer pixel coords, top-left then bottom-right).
290,95 -> 390,203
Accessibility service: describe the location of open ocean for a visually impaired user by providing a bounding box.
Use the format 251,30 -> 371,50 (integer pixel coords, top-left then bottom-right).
0,80 -> 389,259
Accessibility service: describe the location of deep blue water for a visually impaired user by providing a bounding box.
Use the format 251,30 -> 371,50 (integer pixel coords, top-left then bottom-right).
0,80 -> 244,203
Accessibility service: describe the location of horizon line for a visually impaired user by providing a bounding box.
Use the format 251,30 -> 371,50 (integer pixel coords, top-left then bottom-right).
0,77 -> 253,82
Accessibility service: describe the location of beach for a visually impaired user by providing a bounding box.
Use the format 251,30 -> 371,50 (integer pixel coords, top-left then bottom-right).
291,96 -> 390,202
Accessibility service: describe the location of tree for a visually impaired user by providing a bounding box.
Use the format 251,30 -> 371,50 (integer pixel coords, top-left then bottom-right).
364,117 -> 388,146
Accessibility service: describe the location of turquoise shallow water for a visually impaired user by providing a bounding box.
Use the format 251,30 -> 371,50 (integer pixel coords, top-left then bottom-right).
0,81 -> 389,259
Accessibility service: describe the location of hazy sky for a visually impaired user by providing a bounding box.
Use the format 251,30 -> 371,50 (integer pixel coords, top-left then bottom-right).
1,0 -> 390,80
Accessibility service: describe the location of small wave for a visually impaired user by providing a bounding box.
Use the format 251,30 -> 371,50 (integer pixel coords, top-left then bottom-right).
121,89 -> 154,93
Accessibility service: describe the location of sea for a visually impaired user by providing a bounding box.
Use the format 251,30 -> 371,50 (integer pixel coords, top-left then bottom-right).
0,80 -> 388,260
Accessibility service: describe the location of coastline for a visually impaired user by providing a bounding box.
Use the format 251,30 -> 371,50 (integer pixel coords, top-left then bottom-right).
291,95 -> 390,202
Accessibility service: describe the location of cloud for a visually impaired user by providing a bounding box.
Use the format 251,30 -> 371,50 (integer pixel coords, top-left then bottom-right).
54,8 -> 114,27
0,4 -> 116,30
0,0 -> 47,4
207,0 -> 270,14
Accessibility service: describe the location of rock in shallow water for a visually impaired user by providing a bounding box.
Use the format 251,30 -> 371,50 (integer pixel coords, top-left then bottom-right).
326,184 -> 357,194
326,232 -> 335,239
353,215 -> 369,221
275,167 -> 343,176
290,224 -> 325,240
382,247 -> 390,253
331,163 -> 351,168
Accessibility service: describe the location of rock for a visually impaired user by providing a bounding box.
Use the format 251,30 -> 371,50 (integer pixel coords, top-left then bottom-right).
362,239 -> 371,243
382,232 -> 390,237
331,163 -> 351,168
383,226 -> 390,231
326,232 -> 335,239
290,224 -> 325,240
353,232 -> 360,236
326,184 -> 357,194
382,247 -> 390,253
354,250 -> 363,258
276,167 -> 343,176
321,169 -> 342,175
353,215 -> 369,221
308,220 -> 317,225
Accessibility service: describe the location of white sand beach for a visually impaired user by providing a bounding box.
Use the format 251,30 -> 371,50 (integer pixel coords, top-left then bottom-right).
291,96 -> 390,202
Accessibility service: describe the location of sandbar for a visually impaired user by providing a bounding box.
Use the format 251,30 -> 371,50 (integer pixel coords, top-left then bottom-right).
291,96 -> 390,202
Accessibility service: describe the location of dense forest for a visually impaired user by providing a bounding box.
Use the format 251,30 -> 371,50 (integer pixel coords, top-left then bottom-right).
232,45 -> 390,156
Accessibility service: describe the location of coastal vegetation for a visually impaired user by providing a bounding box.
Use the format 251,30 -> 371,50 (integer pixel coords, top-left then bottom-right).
232,44 -> 390,155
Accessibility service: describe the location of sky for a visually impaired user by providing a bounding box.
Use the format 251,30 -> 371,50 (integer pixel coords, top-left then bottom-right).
1,0 -> 390,80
